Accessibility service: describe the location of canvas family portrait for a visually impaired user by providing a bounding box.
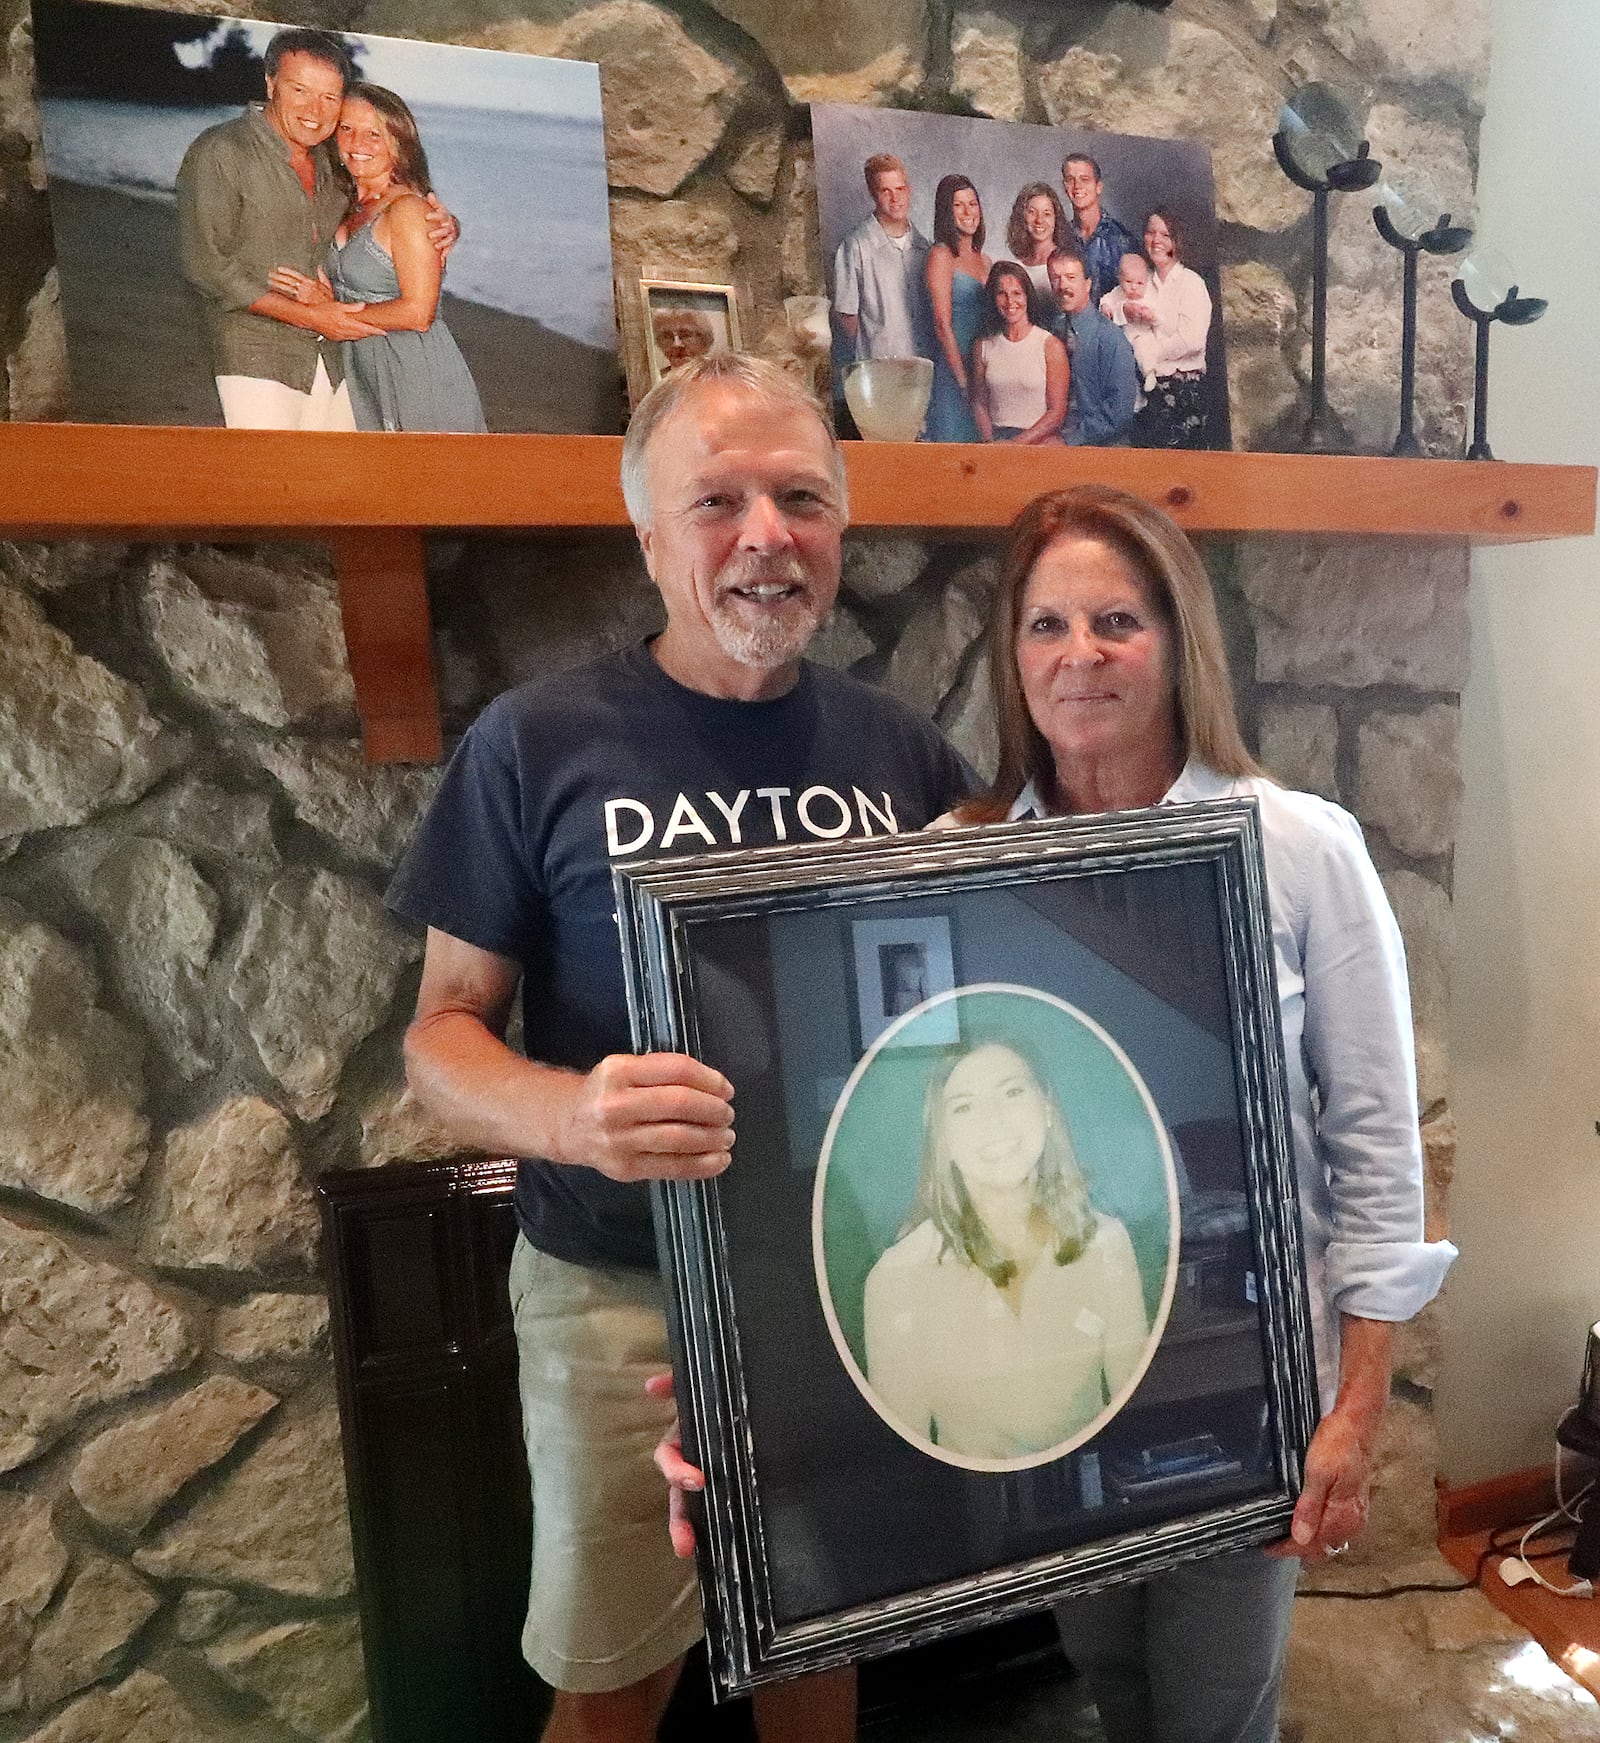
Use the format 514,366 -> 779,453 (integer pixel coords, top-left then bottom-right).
813,101 -> 1230,450
32,0 -> 620,432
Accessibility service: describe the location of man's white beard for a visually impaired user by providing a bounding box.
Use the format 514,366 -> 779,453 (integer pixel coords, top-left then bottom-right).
710,557 -> 826,670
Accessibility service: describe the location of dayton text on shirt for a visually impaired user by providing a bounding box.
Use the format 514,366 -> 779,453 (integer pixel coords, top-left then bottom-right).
605,786 -> 903,856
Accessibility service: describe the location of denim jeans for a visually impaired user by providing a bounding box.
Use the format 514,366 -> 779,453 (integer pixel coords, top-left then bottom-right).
1055,1549 -> 1301,1743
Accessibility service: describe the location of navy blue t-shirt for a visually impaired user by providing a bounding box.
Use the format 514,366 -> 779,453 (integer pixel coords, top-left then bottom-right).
387,640 -> 974,1269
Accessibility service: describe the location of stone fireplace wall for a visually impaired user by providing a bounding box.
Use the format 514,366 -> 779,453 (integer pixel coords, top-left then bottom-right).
0,2 -> 1486,1739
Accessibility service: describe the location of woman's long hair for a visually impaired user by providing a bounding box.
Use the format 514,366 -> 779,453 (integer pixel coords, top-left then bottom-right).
902,1040 -> 1097,1289
932,173 -> 985,253
979,258 -> 1044,337
966,485 -> 1263,822
1005,181 -> 1069,260
341,81 -> 433,197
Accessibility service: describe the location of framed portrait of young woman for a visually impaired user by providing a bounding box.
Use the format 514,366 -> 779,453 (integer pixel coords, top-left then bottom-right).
614,801 -> 1318,1698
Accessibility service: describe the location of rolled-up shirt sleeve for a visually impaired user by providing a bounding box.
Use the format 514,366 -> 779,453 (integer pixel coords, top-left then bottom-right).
176,134 -> 267,314
1297,807 -> 1456,1321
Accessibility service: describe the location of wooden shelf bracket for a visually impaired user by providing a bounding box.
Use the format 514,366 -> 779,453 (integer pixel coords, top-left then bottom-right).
329,528 -> 441,763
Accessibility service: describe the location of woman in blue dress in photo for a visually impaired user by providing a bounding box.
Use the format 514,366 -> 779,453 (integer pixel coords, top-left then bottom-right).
924,174 -> 992,443
269,83 -> 487,433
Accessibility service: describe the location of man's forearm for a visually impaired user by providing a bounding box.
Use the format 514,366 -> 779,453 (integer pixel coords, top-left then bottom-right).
1079,398 -> 1113,445
249,289 -> 321,331
249,291 -> 383,342
403,1009 -> 584,1163
1110,360 -> 1138,437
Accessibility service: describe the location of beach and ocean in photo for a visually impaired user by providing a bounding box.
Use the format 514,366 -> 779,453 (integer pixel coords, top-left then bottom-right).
39,88 -> 622,431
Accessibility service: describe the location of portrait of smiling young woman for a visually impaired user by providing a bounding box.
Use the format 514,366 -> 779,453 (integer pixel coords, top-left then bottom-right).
813,984 -> 1179,1473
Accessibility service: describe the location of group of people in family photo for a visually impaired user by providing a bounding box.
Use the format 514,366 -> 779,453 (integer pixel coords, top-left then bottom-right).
832,149 -> 1216,449
176,26 -> 486,432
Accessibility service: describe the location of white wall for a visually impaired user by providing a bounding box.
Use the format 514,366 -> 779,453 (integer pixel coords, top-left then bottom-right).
1437,0 -> 1600,1481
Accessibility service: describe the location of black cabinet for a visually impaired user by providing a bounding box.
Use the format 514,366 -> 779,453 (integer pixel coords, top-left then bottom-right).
320,1158 -> 546,1742
319,1159 -> 1072,1741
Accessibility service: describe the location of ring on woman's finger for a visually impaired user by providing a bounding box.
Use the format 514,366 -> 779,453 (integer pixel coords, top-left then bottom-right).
1324,1541 -> 1350,1558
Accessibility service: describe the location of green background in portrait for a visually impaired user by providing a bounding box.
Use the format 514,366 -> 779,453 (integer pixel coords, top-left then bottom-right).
818,987 -> 1176,1371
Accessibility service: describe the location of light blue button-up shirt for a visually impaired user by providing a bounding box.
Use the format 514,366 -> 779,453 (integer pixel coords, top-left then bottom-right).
1009,761 -> 1457,1408
833,215 -> 932,360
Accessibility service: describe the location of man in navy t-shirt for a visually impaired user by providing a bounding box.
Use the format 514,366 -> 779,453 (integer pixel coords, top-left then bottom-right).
388,353 -> 970,1740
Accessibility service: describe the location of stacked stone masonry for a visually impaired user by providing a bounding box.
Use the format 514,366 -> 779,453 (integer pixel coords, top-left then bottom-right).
0,0 -> 1543,1738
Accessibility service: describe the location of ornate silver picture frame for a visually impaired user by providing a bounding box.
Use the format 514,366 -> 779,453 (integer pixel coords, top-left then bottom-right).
614,801 -> 1318,1698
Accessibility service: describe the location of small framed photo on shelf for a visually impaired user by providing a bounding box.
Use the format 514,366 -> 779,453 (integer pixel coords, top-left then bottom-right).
614,802 -> 1319,1698
620,271 -> 744,405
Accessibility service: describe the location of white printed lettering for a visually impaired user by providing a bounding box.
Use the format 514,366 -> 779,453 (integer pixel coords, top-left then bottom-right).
853,788 -> 900,836
660,793 -> 718,848
605,798 -> 654,857
704,789 -> 751,843
797,785 -> 853,838
755,787 -> 791,840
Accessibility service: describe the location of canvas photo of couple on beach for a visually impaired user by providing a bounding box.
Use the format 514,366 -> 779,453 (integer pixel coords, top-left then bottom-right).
814,102 -> 1231,451
32,0 -> 621,433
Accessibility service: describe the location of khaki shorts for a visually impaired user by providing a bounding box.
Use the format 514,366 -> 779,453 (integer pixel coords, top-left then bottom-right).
509,1235 -> 702,1693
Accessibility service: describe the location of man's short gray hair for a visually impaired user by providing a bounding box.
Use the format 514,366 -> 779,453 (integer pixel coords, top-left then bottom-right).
619,353 -> 850,531
264,26 -> 356,86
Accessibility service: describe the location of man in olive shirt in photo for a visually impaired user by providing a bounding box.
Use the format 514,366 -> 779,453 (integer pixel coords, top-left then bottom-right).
176,27 -> 455,430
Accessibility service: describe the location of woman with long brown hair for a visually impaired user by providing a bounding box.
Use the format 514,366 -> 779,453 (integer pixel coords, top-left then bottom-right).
268,82 -> 486,431
958,484 -> 1453,1742
1004,180 -> 1071,297
923,173 -> 992,442
1124,207 -> 1214,449
969,260 -> 1068,445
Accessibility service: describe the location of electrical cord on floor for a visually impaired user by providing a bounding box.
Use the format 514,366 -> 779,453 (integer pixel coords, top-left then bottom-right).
1494,1454 -> 1596,1598
1449,1515 -> 1577,1588
1296,1530 -> 1570,1601
1299,1577 -> 1473,1600
1304,1423 -> 1597,1602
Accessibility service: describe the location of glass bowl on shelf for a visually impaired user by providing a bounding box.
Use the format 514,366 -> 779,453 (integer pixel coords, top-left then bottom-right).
842,358 -> 933,442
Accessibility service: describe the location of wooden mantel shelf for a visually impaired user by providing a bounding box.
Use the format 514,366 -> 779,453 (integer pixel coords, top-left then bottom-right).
1,424 -> 1592,760
1,424 -> 1592,540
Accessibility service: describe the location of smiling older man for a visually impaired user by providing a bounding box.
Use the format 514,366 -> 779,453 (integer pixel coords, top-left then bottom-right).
388,353 -> 971,1740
